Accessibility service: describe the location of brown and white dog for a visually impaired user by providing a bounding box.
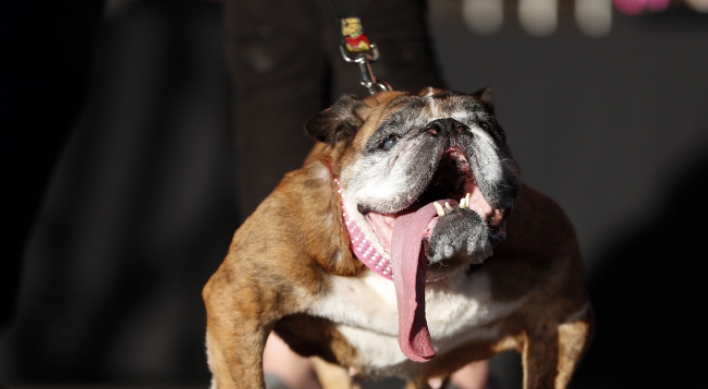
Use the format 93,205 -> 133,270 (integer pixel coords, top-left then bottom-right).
203,88 -> 594,389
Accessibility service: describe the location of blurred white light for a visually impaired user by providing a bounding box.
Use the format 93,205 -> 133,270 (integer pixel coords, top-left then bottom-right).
575,0 -> 612,37
686,0 -> 708,12
519,0 -> 558,37
463,0 -> 504,35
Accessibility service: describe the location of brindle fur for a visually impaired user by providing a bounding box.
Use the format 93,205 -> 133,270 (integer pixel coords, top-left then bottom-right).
203,89 -> 593,389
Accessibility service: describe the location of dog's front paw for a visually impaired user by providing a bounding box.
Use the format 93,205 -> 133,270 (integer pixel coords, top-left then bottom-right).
427,205 -> 492,264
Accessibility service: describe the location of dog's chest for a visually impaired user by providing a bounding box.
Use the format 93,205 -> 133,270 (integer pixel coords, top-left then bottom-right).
308,271 -> 523,374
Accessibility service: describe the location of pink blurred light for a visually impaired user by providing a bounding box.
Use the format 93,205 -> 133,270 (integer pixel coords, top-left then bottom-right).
613,0 -> 670,14
646,0 -> 670,10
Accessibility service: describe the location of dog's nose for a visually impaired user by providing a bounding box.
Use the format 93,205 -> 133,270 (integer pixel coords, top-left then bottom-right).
425,118 -> 467,136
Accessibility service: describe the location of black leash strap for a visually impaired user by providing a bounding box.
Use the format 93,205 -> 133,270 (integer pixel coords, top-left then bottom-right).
328,0 -> 392,95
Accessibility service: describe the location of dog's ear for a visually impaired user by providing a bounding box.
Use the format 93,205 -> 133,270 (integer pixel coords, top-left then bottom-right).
305,95 -> 366,145
471,86 -> 494,114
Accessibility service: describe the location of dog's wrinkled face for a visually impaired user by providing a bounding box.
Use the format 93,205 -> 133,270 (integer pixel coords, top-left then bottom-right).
306,87 -> 520,362
308,87 -> 519,266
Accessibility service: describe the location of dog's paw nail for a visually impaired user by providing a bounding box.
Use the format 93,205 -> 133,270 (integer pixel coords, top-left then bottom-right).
434,202 -> 445,217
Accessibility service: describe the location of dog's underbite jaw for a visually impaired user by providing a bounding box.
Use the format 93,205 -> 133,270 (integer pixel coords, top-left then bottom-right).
361,146 -> 506,272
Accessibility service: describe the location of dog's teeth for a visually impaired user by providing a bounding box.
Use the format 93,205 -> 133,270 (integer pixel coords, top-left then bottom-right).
465,193 -> 471,207
445,202 -> 453,212
434,202 -> 445,217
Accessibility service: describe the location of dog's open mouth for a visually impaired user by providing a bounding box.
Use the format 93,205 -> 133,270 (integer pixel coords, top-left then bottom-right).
356,147 -> 507,364
364,147 -> 505,262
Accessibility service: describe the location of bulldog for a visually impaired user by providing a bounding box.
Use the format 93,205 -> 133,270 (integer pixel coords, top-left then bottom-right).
203,87 -> 594,389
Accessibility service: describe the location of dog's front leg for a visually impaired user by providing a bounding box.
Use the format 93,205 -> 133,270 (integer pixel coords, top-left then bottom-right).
521,312 -> 594,389
203,269 -> 276,389
205,318 -> 269,389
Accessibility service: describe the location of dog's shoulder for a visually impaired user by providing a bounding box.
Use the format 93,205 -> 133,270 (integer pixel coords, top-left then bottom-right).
488,182 -> 589,316
228,156 -> 366,282
496,182 -> 580,258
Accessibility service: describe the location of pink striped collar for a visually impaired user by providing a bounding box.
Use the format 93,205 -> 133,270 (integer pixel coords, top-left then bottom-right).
334,179 -> 393,280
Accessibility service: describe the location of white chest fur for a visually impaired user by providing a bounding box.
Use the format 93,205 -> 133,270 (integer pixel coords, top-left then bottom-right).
308,271 -> 525,374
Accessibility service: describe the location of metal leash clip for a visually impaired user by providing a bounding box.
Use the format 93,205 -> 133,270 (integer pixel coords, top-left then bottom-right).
338,17 -> 392,96
339,44 -> 391,96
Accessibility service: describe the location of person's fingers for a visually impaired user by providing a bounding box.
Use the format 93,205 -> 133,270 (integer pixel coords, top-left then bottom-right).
449,360 -> 490,389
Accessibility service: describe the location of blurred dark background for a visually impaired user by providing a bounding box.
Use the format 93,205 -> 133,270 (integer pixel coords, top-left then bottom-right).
1,0 -> 707,388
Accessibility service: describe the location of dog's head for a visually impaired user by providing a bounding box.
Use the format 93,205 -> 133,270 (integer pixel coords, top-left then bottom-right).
306,87 -> 520,362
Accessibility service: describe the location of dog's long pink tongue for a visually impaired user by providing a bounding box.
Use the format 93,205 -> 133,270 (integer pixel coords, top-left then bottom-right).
391,202 -> 441,363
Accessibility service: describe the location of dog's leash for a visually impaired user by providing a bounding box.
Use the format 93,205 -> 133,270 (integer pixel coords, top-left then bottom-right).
328,0 -> 392,95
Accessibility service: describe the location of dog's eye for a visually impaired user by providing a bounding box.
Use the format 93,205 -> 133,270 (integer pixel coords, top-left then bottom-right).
381,135 -> 399,151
